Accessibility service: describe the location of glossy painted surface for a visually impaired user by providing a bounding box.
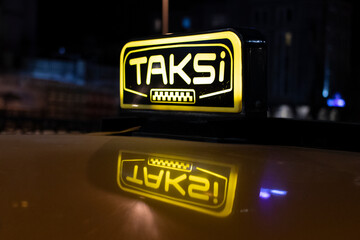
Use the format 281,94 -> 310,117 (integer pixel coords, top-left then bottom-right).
1,134 -> 360,239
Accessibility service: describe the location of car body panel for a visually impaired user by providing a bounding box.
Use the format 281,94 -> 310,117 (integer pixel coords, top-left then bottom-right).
1,134 -> 360,239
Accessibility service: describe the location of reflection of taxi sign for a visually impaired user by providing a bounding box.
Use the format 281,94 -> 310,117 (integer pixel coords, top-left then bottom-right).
120,30 -> 246,113
117,152 -> 238,217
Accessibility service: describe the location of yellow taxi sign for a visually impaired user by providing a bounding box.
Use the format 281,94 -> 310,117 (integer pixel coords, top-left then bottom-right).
119,30 -> 242,113
117,152 -> 238,217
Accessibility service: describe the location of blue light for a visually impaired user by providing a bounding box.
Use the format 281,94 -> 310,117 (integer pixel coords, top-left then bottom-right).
322,58 -> 330,98
270,189 -> 287,196
59,47 -> 66,55
327,93 -> 346,108
259,188 -> 287,199
322,89 -> 329,98
182,17 -> 191,30
247,40 -> 266,44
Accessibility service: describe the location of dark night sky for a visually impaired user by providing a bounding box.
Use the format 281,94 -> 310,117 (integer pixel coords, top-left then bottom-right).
37,0 -> 162,62
36,0 -> 358,66
36,0 -> 240,61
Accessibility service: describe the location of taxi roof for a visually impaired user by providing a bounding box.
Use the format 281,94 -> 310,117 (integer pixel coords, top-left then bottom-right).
1,134 -> 359,239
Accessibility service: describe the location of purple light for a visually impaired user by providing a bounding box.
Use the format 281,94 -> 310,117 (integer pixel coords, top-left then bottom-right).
260,188 -> 288,199
259,190 -> 271,199
327,93 -> 346,108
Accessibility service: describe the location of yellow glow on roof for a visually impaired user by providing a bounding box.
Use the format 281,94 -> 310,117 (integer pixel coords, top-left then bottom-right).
117,151 -> 238,217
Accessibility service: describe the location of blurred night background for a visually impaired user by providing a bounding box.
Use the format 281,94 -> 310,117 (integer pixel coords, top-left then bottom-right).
0,0 -> 358,133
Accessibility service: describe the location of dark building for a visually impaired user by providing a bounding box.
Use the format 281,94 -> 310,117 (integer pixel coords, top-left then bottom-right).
0,0 -> 120,133
0,0 -> 37,70
246,0 -> 351,111
170,0 -> 353,119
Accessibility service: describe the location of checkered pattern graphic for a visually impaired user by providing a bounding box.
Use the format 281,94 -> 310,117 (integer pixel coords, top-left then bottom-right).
148,158 -> 192,172
151,90 -> 195,103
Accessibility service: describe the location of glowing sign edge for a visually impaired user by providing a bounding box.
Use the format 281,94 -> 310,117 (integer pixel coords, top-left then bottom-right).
119,30 -> 242,113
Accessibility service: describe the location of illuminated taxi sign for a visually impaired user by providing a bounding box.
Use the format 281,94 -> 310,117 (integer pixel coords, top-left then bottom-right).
120,30 -> 242,113
117,152 -> 238,217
